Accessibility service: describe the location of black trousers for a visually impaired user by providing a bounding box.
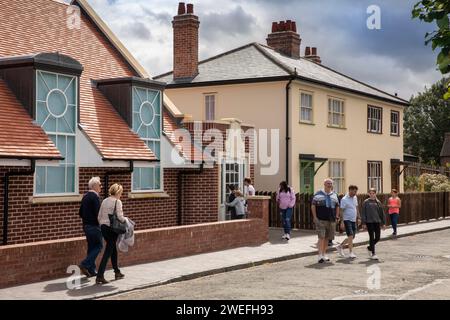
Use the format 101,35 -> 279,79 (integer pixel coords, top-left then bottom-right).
366,223 -> 381,254
97,225 -> 120,278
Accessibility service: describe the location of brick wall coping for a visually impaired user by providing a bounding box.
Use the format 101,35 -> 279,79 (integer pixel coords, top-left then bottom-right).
28,195 -> 83,204
247,196 -> 272,200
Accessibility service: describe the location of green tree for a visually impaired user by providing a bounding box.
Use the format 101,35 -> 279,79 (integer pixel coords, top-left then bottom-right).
413,0 -> 450,99
405,78 -> 450,163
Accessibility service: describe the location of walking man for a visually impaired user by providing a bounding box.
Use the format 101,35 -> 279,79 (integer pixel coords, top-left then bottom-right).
79,177 -> 103,277
336,185 -> 360,259
311,178 -> 340,263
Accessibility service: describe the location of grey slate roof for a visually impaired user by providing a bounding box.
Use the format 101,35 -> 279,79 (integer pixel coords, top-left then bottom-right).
155,42 -> 408,106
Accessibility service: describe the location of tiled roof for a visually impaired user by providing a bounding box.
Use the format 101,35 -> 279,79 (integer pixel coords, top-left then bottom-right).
156,43 -> 408,106
0,79 -> 62,160
0,0 -> 156,161
163,110 -> 205,162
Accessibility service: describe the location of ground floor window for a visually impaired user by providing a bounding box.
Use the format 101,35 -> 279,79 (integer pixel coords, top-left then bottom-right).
132,165 -> 162,191
368,161 -> 383,193
329,160 -> 345,194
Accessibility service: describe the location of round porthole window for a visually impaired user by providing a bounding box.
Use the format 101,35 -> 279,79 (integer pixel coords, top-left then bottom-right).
46,89 -> 68,118
139,101 -> 155,127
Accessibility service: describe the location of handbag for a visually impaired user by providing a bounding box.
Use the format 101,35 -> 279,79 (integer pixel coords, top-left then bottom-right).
109,200 -> 127,234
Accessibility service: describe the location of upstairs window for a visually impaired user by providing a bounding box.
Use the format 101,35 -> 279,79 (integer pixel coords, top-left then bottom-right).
368,105 -> 382,134
328,98 -> 345,128
391,111 -> 400,136
35,70 -> 77,195
300,92 -> 313,123
132,87 -> 162,191
205,94 -> 215,121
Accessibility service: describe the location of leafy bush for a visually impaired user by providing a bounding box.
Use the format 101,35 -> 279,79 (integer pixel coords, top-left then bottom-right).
420,174 -> 450,191
404,176 -> 420,192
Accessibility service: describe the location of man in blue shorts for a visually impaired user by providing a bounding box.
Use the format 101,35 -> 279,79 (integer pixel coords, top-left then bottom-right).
337,185 -> 360,259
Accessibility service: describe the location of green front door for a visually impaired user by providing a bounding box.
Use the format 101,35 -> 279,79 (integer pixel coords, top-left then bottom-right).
300,161 -> 315,194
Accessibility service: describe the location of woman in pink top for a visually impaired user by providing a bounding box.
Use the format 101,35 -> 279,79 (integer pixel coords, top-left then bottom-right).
388,189 -> 401,237
277,181 -> 296,241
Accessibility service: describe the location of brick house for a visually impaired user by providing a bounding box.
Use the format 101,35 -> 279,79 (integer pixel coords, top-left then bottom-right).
0,0 -> 255,247
156,3 -> 409,194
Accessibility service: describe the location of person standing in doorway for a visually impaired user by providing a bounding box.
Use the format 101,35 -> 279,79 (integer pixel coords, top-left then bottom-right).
311,178 -> 340,263
361,188 -> 386,260
336,185 -> 360,259
225,190 -> 246,219
227,185 -> 237,220
78,177 -> 103,278
387,189 -> 401,237
277,181 -> 296,241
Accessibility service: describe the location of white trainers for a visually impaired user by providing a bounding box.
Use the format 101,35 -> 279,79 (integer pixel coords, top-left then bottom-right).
371,254 -> 379,260
285,234 -> 290,240
349,252 -> 357,259
336,245 -> 346,258
318,255 -> 325,263
282,234 -> 287,240
323,256 -> 331,262
367,247 -> 373,258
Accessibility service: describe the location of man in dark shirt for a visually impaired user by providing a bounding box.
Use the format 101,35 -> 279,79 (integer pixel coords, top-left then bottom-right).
79,177 -> 103,277
227,185 -> 237,220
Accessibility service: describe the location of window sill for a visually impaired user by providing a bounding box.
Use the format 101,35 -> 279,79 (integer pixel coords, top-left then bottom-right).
327,125 -> 347,130
29,195 -> 83,204
128,192 -> 170,199
299,121 -> 315,126
390,134 -> 400,137
367,131 -> 383,135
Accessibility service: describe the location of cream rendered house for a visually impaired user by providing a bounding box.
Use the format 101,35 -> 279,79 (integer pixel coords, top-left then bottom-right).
155,5 -> 409,194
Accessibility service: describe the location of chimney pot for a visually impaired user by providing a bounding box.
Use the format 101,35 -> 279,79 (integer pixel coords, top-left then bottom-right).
292,21 -> 297,33
272,22 -> 278,33
305,46 -> 311,56
187,3 -> 194,14
178,2 -> 186,15
279,21 -> 286,31
286,20 -> 292,31
312,47 -> 317,55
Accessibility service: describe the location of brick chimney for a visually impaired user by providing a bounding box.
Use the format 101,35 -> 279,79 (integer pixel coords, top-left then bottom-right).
173,2 -> 200,80
304,46 -> 322,64
266,20 -> 301,59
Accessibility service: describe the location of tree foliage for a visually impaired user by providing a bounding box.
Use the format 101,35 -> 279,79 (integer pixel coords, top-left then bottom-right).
405,78 -> 450,164
413,0 -> 450,99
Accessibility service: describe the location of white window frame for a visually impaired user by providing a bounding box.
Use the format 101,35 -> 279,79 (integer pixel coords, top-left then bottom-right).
391,110 -> 400,136
368,161 -> 383,193
329,160 -> 345,195
300,91 -> 314,123
328,97 -> 345,128
368,105 -> 383,134
205,94 -> 216,121
132,86 -> 163,193
34,70 -> 78,196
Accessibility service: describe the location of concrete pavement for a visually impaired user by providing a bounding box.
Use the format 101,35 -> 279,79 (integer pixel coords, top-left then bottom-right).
1,218 -> 449,300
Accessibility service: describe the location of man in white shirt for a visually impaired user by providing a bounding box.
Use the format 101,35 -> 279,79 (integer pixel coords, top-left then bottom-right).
243,177 -> 255,197
337,185 -> 360,259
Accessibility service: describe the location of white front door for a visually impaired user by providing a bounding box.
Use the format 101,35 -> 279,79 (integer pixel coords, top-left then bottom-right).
219,160 -> 246,221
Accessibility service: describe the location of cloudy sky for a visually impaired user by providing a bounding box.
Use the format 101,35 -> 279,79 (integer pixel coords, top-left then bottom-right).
70,0 -> 444,100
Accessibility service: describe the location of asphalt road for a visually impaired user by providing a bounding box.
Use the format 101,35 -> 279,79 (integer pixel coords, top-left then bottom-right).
105,229 -> 450,300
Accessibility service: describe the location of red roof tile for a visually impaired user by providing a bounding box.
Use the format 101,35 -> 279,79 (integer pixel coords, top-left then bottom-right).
0,79 -> 61,159
0,0 -> 155,161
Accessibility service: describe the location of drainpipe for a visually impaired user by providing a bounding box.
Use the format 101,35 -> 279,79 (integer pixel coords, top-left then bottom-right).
3,159 -> 36,246
177,162 -> 204,225
104,161 -> 134,198
285,75 -> 296,184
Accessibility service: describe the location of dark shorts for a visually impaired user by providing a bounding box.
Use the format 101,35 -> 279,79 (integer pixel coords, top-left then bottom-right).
344,220 -> 357,238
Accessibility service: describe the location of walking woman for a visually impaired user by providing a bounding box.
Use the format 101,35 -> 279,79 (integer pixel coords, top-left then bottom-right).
388,189 -> 401,237
276,181 -> 296,241
96,183 -> 126,284
361,188 -> 386,260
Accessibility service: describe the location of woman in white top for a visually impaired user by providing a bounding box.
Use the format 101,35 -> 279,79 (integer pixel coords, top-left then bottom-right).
96,183 -> 126,284
244,177 -> 255,197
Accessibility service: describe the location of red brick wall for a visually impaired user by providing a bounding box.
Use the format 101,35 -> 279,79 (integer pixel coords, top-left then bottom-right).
173,12 -> 199,80
0,166 -> 219,245
181,167 -> 219,225
0,218 -> 268,289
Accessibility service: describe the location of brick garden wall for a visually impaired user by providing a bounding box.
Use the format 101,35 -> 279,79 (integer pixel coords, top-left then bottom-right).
0,166 -> 219,245
0,214 -> 269,289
